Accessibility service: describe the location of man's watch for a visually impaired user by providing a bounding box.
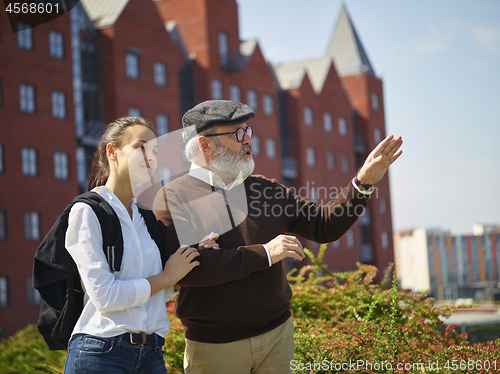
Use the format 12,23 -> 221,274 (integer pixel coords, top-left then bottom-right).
353,175 -> 374,194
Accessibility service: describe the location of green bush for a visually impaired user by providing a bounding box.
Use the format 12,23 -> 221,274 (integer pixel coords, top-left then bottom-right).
290,244 -> 500,373
162,315 -> 186,374
0,324 -> 66,374
1,245 -> 498,373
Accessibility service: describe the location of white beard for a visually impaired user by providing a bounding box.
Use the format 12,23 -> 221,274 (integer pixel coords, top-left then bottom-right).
209,143 -> 255,182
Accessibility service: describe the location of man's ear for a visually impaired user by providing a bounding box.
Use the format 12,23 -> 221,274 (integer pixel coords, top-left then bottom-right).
106,143 -> 117,161
198,136 -> 213,156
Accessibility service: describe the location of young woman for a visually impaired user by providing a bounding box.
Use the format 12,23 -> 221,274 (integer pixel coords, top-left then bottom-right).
63,117 -> 214,374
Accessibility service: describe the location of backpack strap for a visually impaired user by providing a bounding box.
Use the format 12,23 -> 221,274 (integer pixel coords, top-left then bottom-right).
74,192 -> 124,272
136,202 -> 167,265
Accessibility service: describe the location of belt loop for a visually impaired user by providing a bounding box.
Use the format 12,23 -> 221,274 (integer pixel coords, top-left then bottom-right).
141,332 -> 146,345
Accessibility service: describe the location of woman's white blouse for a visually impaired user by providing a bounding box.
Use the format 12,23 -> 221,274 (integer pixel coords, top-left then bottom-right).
65,186 -> 175,338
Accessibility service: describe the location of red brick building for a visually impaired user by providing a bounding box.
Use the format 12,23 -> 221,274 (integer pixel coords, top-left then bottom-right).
0,0 -> 395,337
155,0 -> 282,181
326,5 -> 395,274
274,57 -> 361,271
272,4 -> 394,274
0,7 -> 79,338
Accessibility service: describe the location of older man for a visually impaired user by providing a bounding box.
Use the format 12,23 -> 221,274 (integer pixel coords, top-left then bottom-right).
153,100 -> 402,374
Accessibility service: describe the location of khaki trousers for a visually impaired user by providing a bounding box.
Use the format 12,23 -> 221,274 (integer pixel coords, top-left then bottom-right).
183,317 -> 295,374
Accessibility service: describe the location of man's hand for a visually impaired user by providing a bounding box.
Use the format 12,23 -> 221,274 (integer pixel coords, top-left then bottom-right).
357,135 -> 403,185
199,232 -> 220,249
266,235 -> 305,264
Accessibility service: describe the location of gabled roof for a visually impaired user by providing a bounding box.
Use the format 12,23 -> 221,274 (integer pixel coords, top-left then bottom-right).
239,38 -> 258,66
166,21 -> 190,61
273,57 -> 332,94
79,0 -> 129,29
240,38 -> 257,57
326,4 -> 375,77
273,61 -> 307,91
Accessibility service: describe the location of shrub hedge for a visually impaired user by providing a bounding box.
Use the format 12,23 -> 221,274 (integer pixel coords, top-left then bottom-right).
1,244 -> 498,373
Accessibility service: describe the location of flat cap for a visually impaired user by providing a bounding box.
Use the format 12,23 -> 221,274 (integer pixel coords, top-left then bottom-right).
182,100 -> 256,135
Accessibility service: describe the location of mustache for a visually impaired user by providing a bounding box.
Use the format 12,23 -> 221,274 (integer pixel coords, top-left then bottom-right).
240,145 -> 252,156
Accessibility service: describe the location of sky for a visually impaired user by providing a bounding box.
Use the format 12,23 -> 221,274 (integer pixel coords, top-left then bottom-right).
236,0 -> 500,235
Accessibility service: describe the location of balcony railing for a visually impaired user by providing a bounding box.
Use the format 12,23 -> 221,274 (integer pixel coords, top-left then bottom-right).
221,52 -> 247,71
77,119 -> 105,146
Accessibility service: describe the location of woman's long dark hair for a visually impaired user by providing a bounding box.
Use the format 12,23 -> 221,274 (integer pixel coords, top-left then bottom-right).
87,117 -> 154,191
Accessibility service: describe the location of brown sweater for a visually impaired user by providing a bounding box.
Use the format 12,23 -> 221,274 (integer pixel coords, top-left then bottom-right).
153,174 -> 370,343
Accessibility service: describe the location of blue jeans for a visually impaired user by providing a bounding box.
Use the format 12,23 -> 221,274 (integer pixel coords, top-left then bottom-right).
64,333 -> 167,374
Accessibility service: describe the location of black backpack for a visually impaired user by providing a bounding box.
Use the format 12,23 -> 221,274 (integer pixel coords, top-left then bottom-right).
32,191 -> 164,350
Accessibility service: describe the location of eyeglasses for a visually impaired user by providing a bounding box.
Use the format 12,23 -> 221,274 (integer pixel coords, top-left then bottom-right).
204,126 -> 253,142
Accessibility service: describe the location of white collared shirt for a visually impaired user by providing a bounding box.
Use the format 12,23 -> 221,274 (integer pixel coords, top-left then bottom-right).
188,163 -> 272,266
189,162 -> 246,191
65,186 -> 175,338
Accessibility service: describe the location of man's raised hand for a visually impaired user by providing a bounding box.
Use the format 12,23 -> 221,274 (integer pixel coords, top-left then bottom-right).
356,135 -> 403,185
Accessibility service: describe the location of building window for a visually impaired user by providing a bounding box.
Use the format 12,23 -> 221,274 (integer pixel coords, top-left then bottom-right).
380,197 -> 387,215
218,32 -> 228,65
0,278 -> 8,307
374,127 -> 382,144
304,107 -> 313,126
22,148 -> 37,176
338,117 -> 347,136
76,147 -> 86,188
342,155 -> 349,173
310,187 -> 317,203
156,114 -> 169,135
126,52 -> 139,79
49,31 -> 64,58
323,113 -> 332,132
263,95 -> 273,115
327,151 -> 335,170
211,79 -> 223,100
27,277 -> 42,306
230,85 -> 240,102
25,212 -> 40,241
20,84 -> 35,113
54,152 -> 69,180
0,211 -> 6,240
154,62 -> 166,86
381,231 -> 389,249
372,93 -> 379,110
265,138 -> 276,159
51,91 -> 66,119
0,144 -> 3,173
306,147 -> 315,167
347,230 -> 354,248
128,107 -> 141,117
252,135 -> 260,156
247,90 -> 257,110
17,22 -> 33,50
